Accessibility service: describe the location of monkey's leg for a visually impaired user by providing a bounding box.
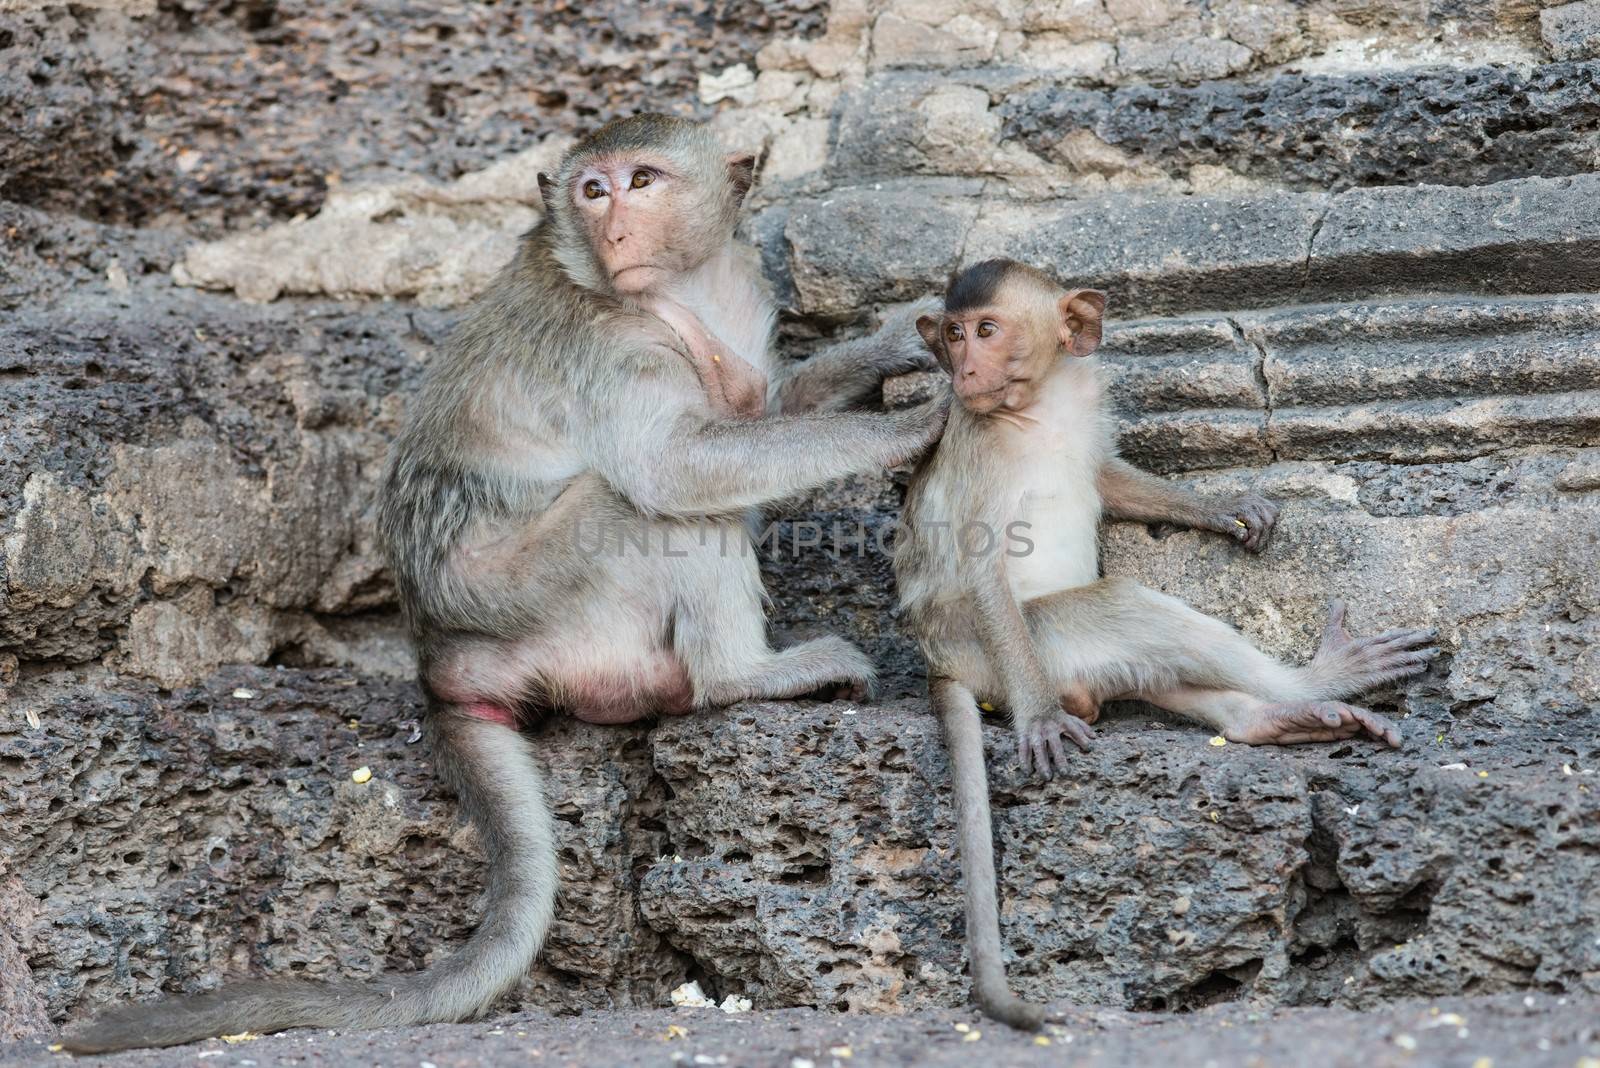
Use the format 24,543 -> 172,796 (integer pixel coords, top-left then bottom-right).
61,707 -> 557,1053
667,519 -> 877,705
1135,685 -> 1402,747
1026,580 -> 1435,707
932,677 -> 1048,1031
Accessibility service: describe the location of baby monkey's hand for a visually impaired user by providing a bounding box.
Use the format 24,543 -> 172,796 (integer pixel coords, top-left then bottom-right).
1014,701 -> 1094,779
1211,492 -> 1279,553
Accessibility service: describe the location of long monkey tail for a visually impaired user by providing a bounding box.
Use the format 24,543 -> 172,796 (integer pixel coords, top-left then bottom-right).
932,678 -> 1048,1032
60,709 -> 558,1054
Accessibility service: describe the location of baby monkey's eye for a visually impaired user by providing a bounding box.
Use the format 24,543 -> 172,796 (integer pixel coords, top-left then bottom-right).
976,320 -> 997,338
946,323 -> 964,342
583,180 -> 606,200
630,170 -> 654,189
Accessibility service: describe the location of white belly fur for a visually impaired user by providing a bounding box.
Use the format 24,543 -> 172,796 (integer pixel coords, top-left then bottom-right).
999,363 -> 1108,602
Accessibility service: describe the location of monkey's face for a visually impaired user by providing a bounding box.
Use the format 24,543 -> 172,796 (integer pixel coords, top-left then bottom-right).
930,307 -> 1040,414
570,152 -> 741,295
916,279 -> 1107,415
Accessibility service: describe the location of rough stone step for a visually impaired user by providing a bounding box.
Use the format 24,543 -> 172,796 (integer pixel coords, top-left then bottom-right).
771,173 -> 1600,319
829,61 -> 1600,191
1002,59 -> 1600,190
1092,294 -> 1600,467
6,287 -> 1596,698
0,290 -> 441,680
7,666 -> 1596,1037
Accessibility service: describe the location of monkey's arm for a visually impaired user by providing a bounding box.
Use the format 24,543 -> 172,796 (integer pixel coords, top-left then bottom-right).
580,381 -> 948,518
1097,458 -> 1279,553
775,299 -> 940,415
965,555 -> 1092,778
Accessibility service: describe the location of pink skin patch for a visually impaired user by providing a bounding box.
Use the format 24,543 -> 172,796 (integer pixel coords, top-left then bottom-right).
566,657 -> 696,724
463,701 -> 519,728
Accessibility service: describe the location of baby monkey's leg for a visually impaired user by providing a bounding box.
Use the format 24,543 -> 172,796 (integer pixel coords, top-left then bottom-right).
1025,580 -> 1432,747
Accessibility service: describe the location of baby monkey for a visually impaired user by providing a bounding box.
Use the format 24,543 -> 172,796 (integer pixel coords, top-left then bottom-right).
893,258 -> 1438,1028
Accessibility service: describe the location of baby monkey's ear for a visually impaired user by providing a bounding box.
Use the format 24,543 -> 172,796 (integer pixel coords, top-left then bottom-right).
1057,289 -> 1107,357
537,173 -> 558,214
915,314 -> 951,372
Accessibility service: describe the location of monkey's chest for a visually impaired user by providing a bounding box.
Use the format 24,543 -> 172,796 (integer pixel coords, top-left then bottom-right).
1002,429 -> 1103,603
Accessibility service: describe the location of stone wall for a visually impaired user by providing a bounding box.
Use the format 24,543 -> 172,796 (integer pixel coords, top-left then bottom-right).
2,0 -> 1598,1042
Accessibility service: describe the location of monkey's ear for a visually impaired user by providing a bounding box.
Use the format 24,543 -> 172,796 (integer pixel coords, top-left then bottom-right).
1058,289 -> 1107,357
537,172 -> 558,213
915,314 -> 951,372
726,152 -> 757,205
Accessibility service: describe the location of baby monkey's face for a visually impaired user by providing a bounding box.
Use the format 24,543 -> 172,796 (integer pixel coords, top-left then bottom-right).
917,268 -> 1107,415
937,304 -> 1039,414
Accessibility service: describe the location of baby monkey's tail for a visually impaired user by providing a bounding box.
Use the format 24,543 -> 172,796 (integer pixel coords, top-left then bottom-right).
933,677 -> 1049,1031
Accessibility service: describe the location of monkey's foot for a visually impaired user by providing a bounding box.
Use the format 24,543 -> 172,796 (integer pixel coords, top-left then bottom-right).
1211,492 -> 1279,553
1016,708 -> 1094,778
1224,700 -> 1402,748
1313,598 -> 1440,692
704,635 -> 877,706
810,677 -> 872,703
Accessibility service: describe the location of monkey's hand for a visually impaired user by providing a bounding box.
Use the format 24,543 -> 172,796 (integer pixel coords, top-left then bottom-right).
885,394 -> 951,466
873,296 -> 945,376
1209,492 -> 1279,553
1014,704 -> 1094,779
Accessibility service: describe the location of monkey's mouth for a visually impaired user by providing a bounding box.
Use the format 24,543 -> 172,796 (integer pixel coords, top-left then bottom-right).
956,385 -> 1007,409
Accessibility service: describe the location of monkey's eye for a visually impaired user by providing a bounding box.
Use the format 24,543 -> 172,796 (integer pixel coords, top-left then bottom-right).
976,320 -> 998,338
946,323 -> 964,342
583,180 -> 606,200
630,170 -> 654,190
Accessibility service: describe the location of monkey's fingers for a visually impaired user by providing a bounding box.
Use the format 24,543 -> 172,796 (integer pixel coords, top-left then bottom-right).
1228,701 -> 1396,746
1229,495 -> 1278,552
1322,598 -> 1351,643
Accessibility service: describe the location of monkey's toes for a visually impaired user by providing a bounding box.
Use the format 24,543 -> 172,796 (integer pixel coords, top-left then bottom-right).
1227,701 -> 1401,747
811,677 -> 873,703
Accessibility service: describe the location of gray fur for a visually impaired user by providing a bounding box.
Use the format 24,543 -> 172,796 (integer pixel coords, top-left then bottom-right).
63,115 -> 946,1053
894,258 -> 1439,1030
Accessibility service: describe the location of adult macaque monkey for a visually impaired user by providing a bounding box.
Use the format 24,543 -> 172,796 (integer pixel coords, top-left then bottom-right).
893,258 -> 1439,1029
63,115 -> 946,1053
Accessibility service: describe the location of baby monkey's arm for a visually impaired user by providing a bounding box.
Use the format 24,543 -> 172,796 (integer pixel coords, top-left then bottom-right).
964,552 -> 1094,778
1098,458 -> 1279,553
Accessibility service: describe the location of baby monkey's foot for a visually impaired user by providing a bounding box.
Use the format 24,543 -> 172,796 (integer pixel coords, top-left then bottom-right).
1313,597 -> 1440,690
1225,700 -> 1402,748
1016,707 -> 1094,778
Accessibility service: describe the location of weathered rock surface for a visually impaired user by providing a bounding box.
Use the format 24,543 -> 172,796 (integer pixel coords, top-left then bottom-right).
0,668 -> 680,1033
6,996 -> 1599,1068
779,174 -> 1600,320
999,60 -> 1600,189
0,287 -> 447,684
5,0 -> 1600,1047
1544,0 -> 1600,61
0,1 -> 824,227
